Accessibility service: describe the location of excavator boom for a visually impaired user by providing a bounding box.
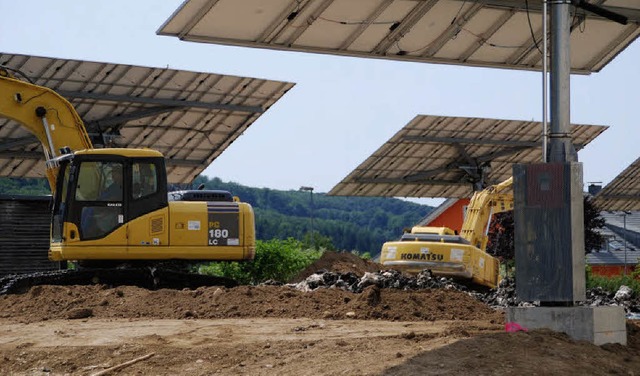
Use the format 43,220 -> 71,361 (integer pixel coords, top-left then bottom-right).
460,177 -> 513,251
0,67 -> 92,189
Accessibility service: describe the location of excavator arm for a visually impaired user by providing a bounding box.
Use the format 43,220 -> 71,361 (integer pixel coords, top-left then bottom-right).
0,67 -> 92,189
459,177 -> 514,252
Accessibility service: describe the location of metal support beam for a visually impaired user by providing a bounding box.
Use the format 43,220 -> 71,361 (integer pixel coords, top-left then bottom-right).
402,135 -> 588,152
0,137 -> 39,152
548,1 -> 578,163
467,0 -> 640,23
354,177 -> 470,186
372,0 -> 438,54
0,151 -> 42,159
0,148 -> 204,168
404,165 -> 459,182
597,194 -> 640,200
85,106 -> 177,130
403,135 -> 539,147
403,146 -> 531,183
57,90 -> 264,113
165,158 -> 206,167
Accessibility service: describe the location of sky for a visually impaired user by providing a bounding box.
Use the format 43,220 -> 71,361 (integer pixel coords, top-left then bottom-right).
1,0 -> 638,206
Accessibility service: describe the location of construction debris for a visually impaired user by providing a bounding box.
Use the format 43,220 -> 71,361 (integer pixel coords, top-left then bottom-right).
289,269 -> 467,293
285,270 -> 640,315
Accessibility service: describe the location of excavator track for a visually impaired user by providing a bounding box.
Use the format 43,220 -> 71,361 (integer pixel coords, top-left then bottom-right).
0,268 -> 237,295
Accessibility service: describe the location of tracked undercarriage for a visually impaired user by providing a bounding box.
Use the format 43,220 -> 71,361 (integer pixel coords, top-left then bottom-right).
0,266 -> 237,295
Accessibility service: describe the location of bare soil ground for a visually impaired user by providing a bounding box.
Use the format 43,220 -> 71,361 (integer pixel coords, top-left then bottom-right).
1,252 -> 639,375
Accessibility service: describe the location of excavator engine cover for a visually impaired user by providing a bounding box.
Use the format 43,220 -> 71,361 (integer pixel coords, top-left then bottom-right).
169,190 -> 234,202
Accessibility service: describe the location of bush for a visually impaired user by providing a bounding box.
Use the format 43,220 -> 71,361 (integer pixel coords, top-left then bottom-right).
586,264 -> 640,294
198,238 -> 323,284
349,250 -> 372,261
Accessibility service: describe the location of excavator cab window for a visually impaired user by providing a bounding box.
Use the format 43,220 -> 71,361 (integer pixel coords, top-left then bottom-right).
132,162 -> 157,200
74,161 -> 125,240
127,158 -> 167,221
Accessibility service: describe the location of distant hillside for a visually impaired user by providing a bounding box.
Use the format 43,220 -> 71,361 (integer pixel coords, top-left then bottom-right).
0,176 -> 433,256
192,176 -> 433,255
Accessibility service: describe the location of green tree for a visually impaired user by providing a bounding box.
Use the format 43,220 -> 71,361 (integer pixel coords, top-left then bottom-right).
584,197 -> 606,252
303,232 -> 335,251
0,177 -> 50,195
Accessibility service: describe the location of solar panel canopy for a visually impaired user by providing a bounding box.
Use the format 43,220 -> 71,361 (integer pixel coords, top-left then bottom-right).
158,0 -> 640,74
328,115 -> 607,198
593,156 -> 640,211
0,53 -> 294,184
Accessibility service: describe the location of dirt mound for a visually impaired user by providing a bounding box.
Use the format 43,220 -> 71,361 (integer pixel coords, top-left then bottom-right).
2,256 -> 639,375
290,251 -> 383,282
1,283 -> 639,375
384,322 -> 640,375
0,283 -> 504,323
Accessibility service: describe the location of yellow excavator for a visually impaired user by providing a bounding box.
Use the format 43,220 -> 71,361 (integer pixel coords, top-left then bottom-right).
0,66 -> 255,265
380,178 -> 513,288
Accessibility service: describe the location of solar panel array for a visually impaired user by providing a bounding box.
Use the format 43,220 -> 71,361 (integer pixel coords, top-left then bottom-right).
329,114 -> 607,198
0,53 -> 294,184
158,0 -> 640,74
593,156 -> 640,211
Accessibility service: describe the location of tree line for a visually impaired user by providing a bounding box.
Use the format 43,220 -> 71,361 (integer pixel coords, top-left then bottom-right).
191,176 -> 431,256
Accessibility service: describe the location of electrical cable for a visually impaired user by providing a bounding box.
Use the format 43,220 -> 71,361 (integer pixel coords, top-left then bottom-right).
316,15 -> 397,26
578,7 -> 587,33
21,91 -> 48,105
525,0 -> 543,55
288,0 -> 555,55
459,27 -> 523,49
451,0 -> 467,25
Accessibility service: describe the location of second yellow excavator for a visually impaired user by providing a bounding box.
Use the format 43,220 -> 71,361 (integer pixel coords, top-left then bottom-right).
380,178 -> 513,288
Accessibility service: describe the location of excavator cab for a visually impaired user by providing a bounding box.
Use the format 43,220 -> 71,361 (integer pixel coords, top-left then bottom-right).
48,148 -> 256,262
51,149 -> 167,245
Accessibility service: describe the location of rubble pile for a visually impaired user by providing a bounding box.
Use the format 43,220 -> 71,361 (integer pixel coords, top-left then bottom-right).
284,270 -> 640,315
287,269 -> 468,293
481,277 -> 640,314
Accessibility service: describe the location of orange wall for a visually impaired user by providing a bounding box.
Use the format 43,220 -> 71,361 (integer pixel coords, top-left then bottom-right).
590,265 -> 639,278
425,199 -> 470,233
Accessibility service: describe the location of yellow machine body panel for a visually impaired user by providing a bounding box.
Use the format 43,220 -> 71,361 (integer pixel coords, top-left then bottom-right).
49,201 -> 256,261
74,148 -> 163,158
410,226 -> 455,235
380,240 -> 500,288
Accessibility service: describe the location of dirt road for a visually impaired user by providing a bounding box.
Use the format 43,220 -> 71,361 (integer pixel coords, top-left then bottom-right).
1,318 -> 499,375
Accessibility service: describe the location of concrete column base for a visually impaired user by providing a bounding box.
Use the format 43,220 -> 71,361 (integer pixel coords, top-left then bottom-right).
506,306 -> 626,345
